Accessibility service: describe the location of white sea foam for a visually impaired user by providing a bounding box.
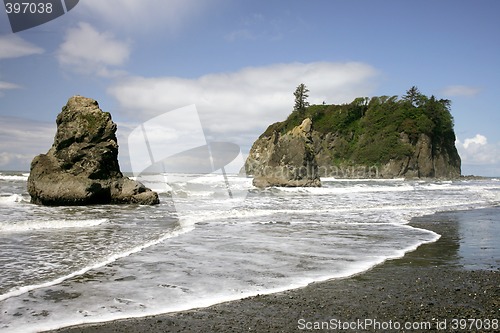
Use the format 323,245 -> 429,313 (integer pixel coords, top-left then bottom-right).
0,219 -> 195,302
0,218 -> 107,233
186,173 -> 249,184
274,183 -> 415,195
321,177 -> 405,182
149,185 -> 172,194
421,182 -> 453,190
1,219 -> 443,333
0,194 -> 26,204
0,175 -> 28,181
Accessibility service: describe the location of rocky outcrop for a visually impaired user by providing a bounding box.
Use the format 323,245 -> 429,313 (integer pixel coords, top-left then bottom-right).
246,118 -> 321,188
308,131 -> 461,179
376,133 -> 461,178
246,120 -> 461,181
27,96 -> 159,205
246,93 -> 461,181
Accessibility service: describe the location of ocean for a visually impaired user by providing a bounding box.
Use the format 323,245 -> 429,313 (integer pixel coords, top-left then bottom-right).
0,171 -> 498,332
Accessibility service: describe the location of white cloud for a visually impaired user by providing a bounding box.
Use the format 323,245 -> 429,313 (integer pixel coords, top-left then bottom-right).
79,0 -> 208,34
0,117 -> 55,170
108,61 -> 379,151
0,35 -> 44,59
0,81 -> 21,95
456,134 -> 500,165
0,81 -> 20,90
441,85 -> 481,97
0,81 -> 20,97
462,134 -> 487,149
57,22 -> 130,77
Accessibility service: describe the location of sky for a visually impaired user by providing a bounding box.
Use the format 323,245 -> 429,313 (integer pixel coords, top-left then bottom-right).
0,0 -> 499,176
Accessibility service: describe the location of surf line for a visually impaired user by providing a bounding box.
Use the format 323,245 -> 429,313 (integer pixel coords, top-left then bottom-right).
0,223 -> 193,302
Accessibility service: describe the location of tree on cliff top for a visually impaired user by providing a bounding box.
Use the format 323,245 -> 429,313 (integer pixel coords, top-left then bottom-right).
402,86 -> 424,107
293,83 -> 309,113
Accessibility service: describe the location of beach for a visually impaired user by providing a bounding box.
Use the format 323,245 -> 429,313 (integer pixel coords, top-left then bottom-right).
49,206 -> 499,333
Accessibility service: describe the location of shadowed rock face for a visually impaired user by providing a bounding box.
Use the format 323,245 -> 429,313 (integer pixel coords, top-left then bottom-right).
27,96 -> 159,205
248,118 -> 321,188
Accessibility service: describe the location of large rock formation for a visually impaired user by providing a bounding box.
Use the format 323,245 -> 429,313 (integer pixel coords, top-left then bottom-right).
245,92 -> 462,182
246,118 -> 321,188
27,96 -> 159,205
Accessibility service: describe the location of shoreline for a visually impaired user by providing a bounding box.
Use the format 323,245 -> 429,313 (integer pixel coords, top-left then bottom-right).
50,207 -> 499,332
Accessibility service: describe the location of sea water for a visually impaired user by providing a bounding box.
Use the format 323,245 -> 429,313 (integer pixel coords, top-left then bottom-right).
0,172 -> 498,332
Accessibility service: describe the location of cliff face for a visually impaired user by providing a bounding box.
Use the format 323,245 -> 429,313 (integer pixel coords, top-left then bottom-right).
28,96 -> 160,205
245,93 -> 461,182
309,131 -> 461,178
248,118 -> 321,188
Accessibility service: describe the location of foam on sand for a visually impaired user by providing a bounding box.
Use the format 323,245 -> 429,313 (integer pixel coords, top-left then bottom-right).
0,218 -> 108,233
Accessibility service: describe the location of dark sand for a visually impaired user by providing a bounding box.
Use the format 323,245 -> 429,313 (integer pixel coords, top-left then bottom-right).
50,207 -> 499,332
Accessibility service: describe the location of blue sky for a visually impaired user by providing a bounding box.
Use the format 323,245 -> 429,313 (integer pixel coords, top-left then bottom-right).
0,0 -> 499,176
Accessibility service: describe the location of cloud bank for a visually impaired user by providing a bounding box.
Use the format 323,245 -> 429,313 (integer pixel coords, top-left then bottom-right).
455,134 -> 500,176
109,61 -> 379,149
456,134 -> 500,166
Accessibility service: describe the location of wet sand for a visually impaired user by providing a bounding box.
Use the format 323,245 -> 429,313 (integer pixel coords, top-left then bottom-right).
50,207 -> 499,332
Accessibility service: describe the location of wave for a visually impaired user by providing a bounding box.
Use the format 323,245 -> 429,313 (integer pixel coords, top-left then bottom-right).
321,177 -> 405,182
0,194 -> 26,204
0,219 -> 195,302
0,175 -> 28,181
272,184 -> 415,195
149,186 -> 172,194
173,190 -> 215,198
0,218 -> 107,233
185,174 -> 250,185
15,224 -> 442,333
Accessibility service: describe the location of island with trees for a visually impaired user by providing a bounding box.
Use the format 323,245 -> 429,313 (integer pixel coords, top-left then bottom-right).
245,86 -> 461,187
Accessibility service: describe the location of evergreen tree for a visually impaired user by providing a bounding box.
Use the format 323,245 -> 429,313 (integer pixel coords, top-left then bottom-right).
293,83 -> 309,113
403,86 -> 423,107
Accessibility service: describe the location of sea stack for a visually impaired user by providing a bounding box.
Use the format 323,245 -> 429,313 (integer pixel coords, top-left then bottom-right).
27,95 -> 159,205
245,90 -> 461,182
